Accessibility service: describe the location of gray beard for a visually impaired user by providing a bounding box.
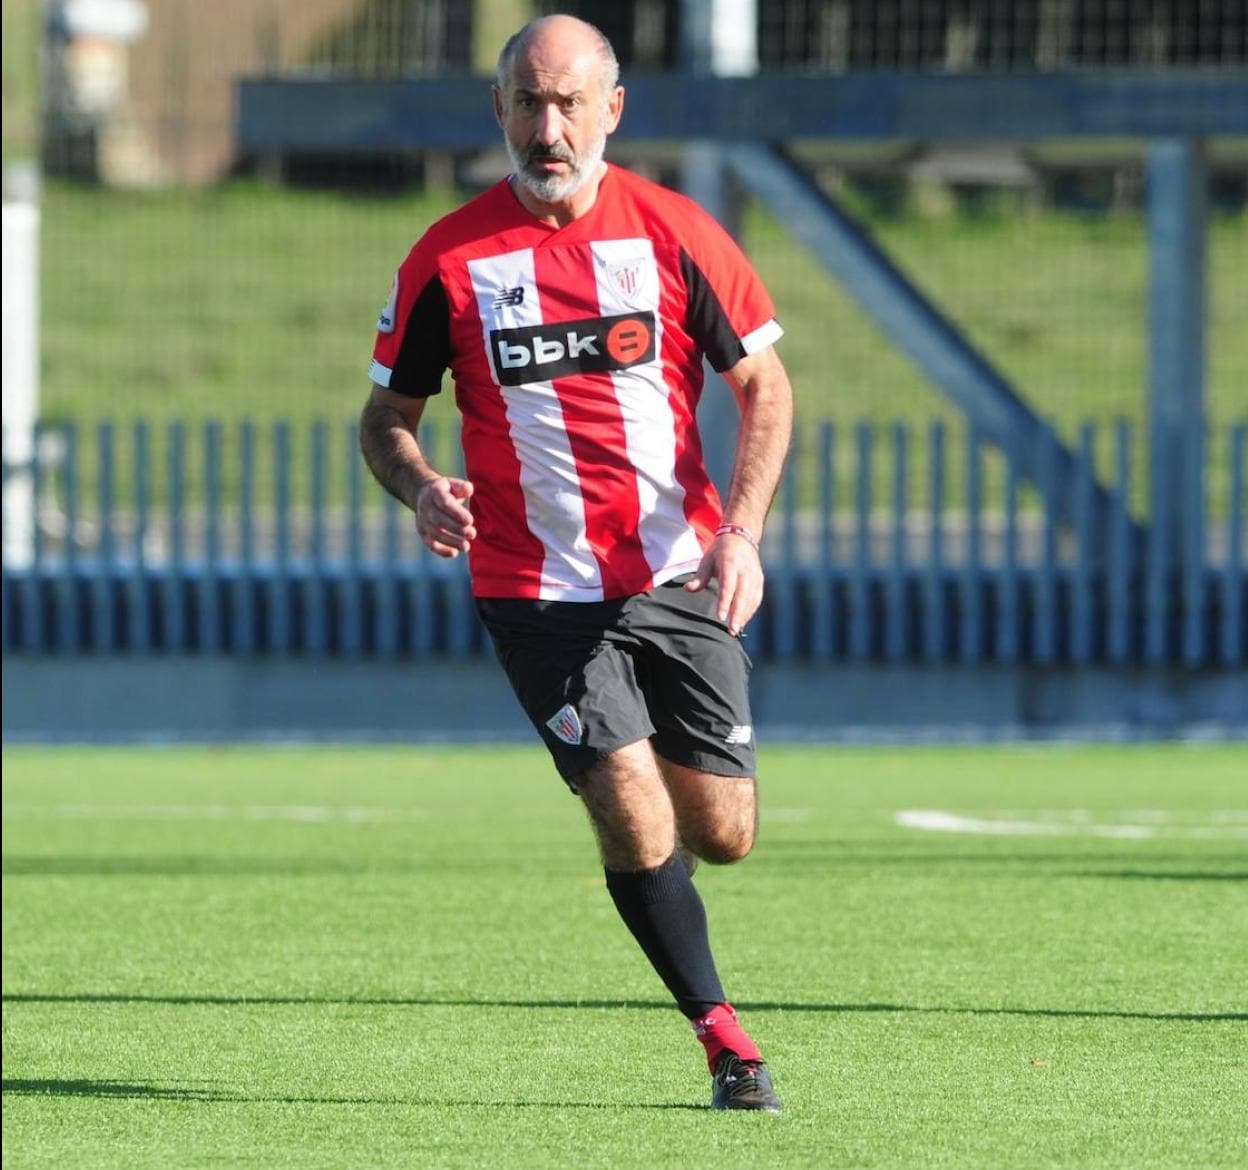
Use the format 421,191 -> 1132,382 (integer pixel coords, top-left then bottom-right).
506,128 -> 607,204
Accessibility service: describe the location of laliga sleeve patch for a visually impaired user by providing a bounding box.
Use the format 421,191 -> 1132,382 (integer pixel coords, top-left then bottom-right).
545,703 -> 584,746
376,272 -> 399,333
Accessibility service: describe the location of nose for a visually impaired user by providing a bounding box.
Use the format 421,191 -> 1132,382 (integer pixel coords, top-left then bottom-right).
536,101 -> 563,146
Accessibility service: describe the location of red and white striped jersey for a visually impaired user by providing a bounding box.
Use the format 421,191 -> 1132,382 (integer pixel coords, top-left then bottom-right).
369,164 -> 783,601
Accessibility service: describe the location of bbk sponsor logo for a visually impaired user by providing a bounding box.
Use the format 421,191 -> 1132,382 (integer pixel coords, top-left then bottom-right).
490,311 -> 656,387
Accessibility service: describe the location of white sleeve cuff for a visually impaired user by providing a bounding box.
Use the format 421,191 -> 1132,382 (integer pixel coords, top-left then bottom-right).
740,318 -> 784,356
368,358 -> 393,388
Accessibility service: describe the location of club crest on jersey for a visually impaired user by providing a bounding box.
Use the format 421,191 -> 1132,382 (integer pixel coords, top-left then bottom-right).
376,273 -> 398,333
607,259 -> 649,306
546,703 -> 584,746
490,311 -> 656,387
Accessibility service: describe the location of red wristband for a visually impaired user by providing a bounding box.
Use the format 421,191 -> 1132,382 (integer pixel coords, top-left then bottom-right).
714,522 -> 758,550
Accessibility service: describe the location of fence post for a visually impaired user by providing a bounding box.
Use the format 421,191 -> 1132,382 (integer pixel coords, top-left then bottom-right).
1181,420 -> 1207,667
235,420 -> 256,654
998,439 -> 1020,665
1034,428 -> 1058,666
307,420 -> 328,654
1107,420 -> 1133,665
19,422 -> 46,650
812,421 -> 836,661
129,420 -> 151,653
850,422 -> 872,661
271,421 -> 292,653
165,422 -> 186,652
1222,425 -> 1245,667
200,422 -> 223,653
378,492 -> 401,658
1071,423 -> 1095,666
94,422 -> 117,652
56,424 -> 80,653
886,422 -> 908,662
923,421 -> 946,663
343,421 -> 364,656
960,423 -> 982,664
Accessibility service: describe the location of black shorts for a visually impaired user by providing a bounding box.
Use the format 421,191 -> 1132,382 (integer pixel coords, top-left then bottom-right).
476,575 -> 756,790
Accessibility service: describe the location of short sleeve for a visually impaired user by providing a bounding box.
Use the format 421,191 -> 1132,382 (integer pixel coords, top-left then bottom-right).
368,246 -> 452,397
678,211 -> 783,373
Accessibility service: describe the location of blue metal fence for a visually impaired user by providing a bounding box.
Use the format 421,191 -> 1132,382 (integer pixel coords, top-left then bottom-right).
3,417 -> 1245,666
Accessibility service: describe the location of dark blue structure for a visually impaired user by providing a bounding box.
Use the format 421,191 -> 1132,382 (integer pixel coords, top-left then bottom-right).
3,68 -> 1245,740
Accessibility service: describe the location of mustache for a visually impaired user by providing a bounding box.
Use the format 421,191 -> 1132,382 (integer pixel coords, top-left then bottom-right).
524,143 -> 577,165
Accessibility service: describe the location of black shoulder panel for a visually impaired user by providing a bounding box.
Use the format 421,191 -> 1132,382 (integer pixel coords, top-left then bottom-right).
390,273 -> 452,397
680,247 -> 745,373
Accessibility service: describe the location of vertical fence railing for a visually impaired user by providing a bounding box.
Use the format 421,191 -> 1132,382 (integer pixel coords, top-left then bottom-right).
129,421 -> 151,653
201,421 -> 223,652
1223,425 -> 1245,667
961,423 -> 983,665
307,419 -> 329,656
812,420 -> 836,661
1108,421 -> 1133,665
885,422 -> 907,664
3,417 -> 1245,666
165,420 -> 186,651
924,421 -> 946,663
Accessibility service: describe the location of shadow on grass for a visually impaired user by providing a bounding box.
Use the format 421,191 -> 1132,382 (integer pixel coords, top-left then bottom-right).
0,1078 -> 702,1111
7,851 -> 1245,880
755,842 -> 1248,872
0,856 -> 504,878
4,992 -> 1243,1023
1068,870 -> 1248,881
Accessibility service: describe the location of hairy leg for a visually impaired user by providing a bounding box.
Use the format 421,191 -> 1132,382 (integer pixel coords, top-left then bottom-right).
656,756 -> 757,865
576,739 -> 676,870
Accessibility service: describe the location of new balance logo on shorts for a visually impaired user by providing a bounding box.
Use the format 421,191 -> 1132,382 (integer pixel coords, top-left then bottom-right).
490,311 -> 656,386
546,703 -> 584,746
725,725 -> 752,745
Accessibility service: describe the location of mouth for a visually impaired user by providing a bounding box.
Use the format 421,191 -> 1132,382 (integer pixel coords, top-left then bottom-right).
527,151 -> 574,172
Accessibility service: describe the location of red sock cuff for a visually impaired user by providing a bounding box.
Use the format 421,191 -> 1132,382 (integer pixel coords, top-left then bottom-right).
689,1002 -> 762,1071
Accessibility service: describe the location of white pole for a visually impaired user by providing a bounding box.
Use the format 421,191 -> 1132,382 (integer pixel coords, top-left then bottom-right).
3,162 -> 41,569
682,0 -> 758,497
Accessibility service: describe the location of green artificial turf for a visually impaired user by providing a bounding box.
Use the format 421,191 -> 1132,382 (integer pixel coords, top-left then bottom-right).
3,743 -> 1246,1169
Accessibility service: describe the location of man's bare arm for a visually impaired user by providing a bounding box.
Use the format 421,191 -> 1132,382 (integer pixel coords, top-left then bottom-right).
359,384 -> 477,558
685,345 -> 794,634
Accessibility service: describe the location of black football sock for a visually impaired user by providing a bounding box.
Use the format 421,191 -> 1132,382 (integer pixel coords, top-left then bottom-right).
604,851 -> 725,1018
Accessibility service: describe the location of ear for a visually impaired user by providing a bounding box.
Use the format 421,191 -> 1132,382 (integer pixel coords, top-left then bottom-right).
492,86 -> 506,129
603,85 -> 625,135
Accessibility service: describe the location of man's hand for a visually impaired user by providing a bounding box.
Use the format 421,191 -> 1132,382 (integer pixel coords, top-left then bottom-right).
416,476 -> 477,558
684,531 -> 763,636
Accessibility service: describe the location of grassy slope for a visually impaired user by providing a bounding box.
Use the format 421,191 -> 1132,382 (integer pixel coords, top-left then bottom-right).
1,0 -> 38,163
39,182 -> 1248,429
3,744 -> 1245,1169
36,180 -> 1246,511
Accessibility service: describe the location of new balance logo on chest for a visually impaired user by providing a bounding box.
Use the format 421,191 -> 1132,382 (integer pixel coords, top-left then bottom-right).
490,311 -> 656,387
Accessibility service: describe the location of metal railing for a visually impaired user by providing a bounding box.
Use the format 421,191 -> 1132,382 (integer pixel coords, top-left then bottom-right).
2,416 -> 1244,666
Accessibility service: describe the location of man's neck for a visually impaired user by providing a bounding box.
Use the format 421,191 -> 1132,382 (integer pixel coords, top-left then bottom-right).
511,162 -> 608,227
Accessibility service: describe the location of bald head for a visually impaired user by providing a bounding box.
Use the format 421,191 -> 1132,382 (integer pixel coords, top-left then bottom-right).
496,14 -> 619,95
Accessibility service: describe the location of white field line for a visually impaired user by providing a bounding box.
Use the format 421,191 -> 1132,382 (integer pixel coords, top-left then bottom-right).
895,809 -> 1248,839
0,804 -> 427,823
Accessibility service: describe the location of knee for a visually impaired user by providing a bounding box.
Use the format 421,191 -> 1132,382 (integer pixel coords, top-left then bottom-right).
689,822 -> 755,866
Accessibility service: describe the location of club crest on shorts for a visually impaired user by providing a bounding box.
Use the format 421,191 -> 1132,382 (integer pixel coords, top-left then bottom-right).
546,703 -> 584,746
